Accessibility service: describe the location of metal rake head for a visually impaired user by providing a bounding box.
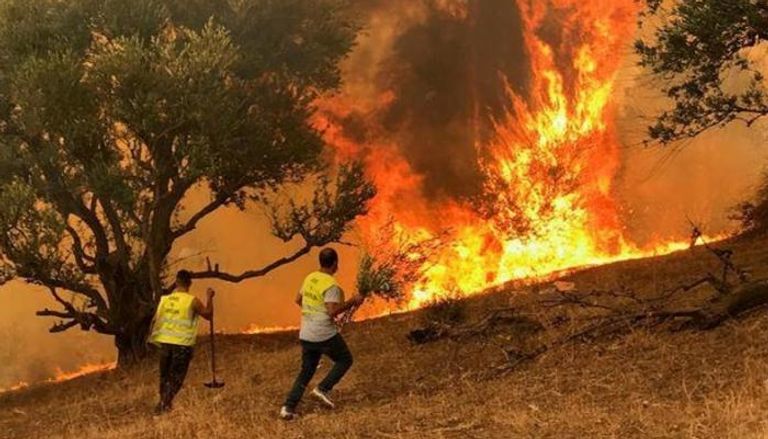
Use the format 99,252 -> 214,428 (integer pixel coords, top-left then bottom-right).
204,380 -> 225,389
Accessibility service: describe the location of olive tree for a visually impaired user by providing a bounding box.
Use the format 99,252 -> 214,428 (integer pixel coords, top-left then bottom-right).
0,0 -> 375,365
636,0 -> 768,144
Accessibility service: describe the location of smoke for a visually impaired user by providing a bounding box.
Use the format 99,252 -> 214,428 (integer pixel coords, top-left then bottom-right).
335,0 -> 767,243
337,0 -> 529,200
0,282 -> 114,387
614,58 -> 768,244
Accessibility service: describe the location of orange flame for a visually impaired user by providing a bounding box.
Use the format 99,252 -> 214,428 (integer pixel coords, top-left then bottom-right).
0,382 -> 29,393
241,324 -> 298,335
316,1 -> 720,309
52,362 -> 116,382
1,362 -> 116,394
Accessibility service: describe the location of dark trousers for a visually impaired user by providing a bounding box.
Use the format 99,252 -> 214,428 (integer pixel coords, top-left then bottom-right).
284,334 -> 353,410
158,344 -> 194,409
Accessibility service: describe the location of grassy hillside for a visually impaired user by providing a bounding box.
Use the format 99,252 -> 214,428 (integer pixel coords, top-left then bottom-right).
3,235 -> 768,438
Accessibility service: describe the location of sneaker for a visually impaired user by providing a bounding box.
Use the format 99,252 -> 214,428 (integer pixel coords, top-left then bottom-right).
311,388 -> 336,409
279,406 -> 297,421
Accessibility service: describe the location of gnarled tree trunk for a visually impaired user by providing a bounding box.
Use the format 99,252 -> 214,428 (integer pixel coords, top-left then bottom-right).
109,277 -> 158,367
115,321 -> 154,367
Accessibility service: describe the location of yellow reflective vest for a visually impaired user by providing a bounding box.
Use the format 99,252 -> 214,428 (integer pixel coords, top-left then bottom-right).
301,272 -> 337,317
149,291 -> 199,347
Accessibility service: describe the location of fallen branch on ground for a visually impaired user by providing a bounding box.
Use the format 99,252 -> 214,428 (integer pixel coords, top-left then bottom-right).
407,232 -> 768,371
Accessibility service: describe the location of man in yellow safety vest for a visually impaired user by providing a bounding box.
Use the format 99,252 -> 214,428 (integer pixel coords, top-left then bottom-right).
280,248 -> 363,420
149,269 -> 214,415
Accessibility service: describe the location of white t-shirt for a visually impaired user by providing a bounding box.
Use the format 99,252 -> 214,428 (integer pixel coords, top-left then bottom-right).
299,285 -> 344,342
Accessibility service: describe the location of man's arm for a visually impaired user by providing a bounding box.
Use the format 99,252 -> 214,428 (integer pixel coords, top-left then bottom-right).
325,290 -> 364,319
194,288 -> 216,321
145,302 -> 162,344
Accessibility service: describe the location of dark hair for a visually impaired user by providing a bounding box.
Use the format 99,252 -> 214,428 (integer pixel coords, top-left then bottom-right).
176,270 -> 192,288
319,248 -> 338,269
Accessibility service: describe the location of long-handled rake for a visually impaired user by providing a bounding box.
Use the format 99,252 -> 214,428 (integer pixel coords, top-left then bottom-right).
204,300 -> 225,389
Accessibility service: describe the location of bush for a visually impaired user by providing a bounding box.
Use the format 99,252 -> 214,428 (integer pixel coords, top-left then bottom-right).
732,170 -> 768,234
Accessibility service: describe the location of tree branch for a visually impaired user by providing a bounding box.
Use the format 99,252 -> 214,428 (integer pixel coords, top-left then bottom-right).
49,320 -> 81,333
172,193 -> 231,240
48,286 -> 76,312
98,197 -> 130,266
36,308 -> 73,319
36,308 -> 113,334
188,243 -> 313,283
16,134 -> 114,258
65,225 -> 97,274
38,276 -> 108,315
36,293 -> 114,336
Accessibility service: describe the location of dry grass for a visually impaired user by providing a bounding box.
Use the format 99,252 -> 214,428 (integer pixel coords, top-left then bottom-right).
3,235 -> 768,438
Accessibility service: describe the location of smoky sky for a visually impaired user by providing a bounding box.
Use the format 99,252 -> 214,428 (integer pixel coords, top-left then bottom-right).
347,0 -> 529,200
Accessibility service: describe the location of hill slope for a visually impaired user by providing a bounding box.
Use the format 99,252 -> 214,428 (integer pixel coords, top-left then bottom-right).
3,235 -> 768,438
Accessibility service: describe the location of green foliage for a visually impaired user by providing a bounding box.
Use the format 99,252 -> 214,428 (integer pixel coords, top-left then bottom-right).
356,253 -> 401,301
355,224 -> 444,303
270,162 -> 376,246
731,169 -> 768,233
342,236 -> 437,327
636,0 -> 768,144
0,180 -> 67,272
0,0 -> 370,354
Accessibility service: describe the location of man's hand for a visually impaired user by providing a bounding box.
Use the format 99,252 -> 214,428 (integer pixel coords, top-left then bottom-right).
195,288 -> 216,321
349,295 -> 364,307
327,295 -> 364,319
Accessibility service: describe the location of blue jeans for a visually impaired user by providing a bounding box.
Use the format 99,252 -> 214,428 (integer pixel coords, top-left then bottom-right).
284,334 -> 353,410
